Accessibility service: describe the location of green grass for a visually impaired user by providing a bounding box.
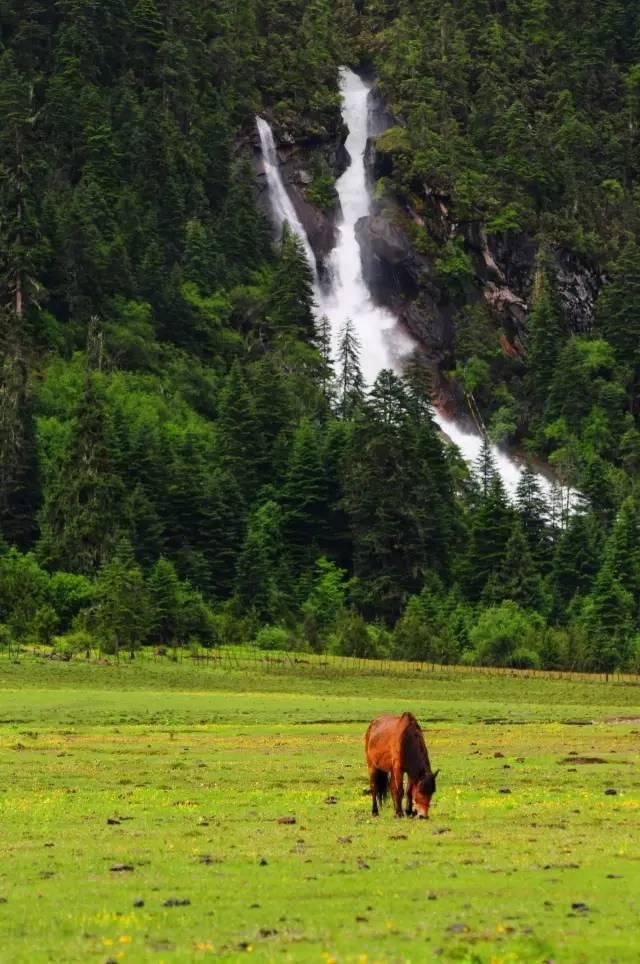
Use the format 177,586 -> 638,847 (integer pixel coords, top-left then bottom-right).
1,656 -> 639,962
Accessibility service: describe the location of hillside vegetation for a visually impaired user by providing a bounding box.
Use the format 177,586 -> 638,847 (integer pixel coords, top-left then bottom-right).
1,1 -> 640,671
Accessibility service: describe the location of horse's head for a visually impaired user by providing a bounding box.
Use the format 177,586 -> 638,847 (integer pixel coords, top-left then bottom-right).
414,769 -> 439,818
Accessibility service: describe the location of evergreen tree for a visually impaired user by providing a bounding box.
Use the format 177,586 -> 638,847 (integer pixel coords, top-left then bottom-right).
488,519 -> 547,613
268,223 -> 317,342
37,375 -> 125,574
549,508 -> 602,619
148,556 -> 181,647
516,466 -> 551,566
282,418 -> 328,578
464,460 -> 513,601
95,540 -> 151,657
336,318 -> 365,419
597,239 -> 640,414
234,499 -> 286,622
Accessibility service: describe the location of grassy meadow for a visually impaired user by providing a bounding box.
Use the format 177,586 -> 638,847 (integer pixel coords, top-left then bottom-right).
0,656 -> 639,963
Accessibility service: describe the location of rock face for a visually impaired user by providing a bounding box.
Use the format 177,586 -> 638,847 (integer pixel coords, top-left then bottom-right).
357,88 -> 604,396
253,108 -> 348,270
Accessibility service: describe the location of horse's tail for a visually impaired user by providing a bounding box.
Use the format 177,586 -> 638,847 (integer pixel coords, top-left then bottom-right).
373,768 -> 389,808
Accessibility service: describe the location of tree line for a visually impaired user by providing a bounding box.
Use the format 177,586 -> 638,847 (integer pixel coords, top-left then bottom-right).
1,1 -> 639,671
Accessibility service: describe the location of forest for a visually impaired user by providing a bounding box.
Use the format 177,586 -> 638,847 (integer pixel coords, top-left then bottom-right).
0,0 -> 639,672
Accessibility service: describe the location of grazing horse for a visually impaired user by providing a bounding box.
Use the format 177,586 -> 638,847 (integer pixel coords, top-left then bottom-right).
365,713 -> 439,818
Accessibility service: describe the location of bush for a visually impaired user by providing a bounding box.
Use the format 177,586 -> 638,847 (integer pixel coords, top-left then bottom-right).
331,610 -> 377,658
48,571 -> 94,630
507,646 -> 541,670
52,630 -> 95,659
468,601 -> 544,667
254,625 -> 291,651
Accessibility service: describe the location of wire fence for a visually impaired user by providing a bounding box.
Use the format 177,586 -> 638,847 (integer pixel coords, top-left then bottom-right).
2,643 -> 639,686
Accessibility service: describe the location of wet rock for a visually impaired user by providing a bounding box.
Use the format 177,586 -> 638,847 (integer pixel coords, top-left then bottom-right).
499,788 -> 512,794
110,864 -> 134,872
133,899 -> 144,907
163,898 -> 191,907
604,788 -> 618,795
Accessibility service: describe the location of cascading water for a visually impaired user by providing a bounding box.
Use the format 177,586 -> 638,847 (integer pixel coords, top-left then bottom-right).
256,116 -> 319,287
318,70 -> 414,377
257,68 -> 562,502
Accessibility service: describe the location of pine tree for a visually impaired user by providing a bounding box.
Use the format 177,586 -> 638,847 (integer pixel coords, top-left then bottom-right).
549,508 -> 602,619
489,519 -> 547,612
597,239 -> 640,414
336,318 -> 365,418
282,418 -> 328,578
216,360 -> 262,503
268,222 -> 316,341
37,375 -> 125,573
95,539 -> 151,657
516,466 -> 551,566
583,560 -> 634,671
234,499 -> 286,621
148,556 -> 181,647
464,467 -> 513,602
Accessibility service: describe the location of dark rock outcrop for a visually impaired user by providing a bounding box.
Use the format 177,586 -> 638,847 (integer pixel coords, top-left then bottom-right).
356,200 -> 456,373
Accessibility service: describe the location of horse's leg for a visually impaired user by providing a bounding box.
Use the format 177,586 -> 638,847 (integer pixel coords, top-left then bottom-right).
391,766 -> 404,817
405,780 -> 414,817
368,764 -> 379,816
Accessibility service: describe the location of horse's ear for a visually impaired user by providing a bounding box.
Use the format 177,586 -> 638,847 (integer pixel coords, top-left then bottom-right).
434,769 -> 440,778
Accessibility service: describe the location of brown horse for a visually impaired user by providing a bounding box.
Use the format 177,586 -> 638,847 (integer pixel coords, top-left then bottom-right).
365,713 -> 439,818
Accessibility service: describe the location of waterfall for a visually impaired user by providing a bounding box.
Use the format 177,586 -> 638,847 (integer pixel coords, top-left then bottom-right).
256,116 -> 319,286
318,69 -> 414,378
256,69 -> 566,503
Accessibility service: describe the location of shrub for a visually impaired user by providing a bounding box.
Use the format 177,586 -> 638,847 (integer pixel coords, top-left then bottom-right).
52,630 -> 95,659
254,625 -> 291,651
507,646 -> 541,670
331,610 -> 376,658
469,601 -> 544,667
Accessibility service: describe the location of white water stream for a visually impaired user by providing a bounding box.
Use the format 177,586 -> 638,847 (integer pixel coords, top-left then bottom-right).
257,68 -> 561,502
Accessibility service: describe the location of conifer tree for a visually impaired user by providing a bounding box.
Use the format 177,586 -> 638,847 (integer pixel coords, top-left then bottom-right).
336,318 -> 365,419
234,499 -> 286,622
268,223 -> 316,341
282,418 -> 328,576
549,509 -> 602,619
37,375 -> 124,574
489,519 -> 547,613
95,539 -> 150,658
464,460 -> 513,601
516,466 -> 551,565
597,239 -> 640,414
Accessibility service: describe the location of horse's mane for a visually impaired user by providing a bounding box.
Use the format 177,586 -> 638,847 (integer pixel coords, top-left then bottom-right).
400,712 -> 432,779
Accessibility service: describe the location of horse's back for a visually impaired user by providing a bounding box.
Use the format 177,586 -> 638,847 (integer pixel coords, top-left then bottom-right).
365,713 -> 415,769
